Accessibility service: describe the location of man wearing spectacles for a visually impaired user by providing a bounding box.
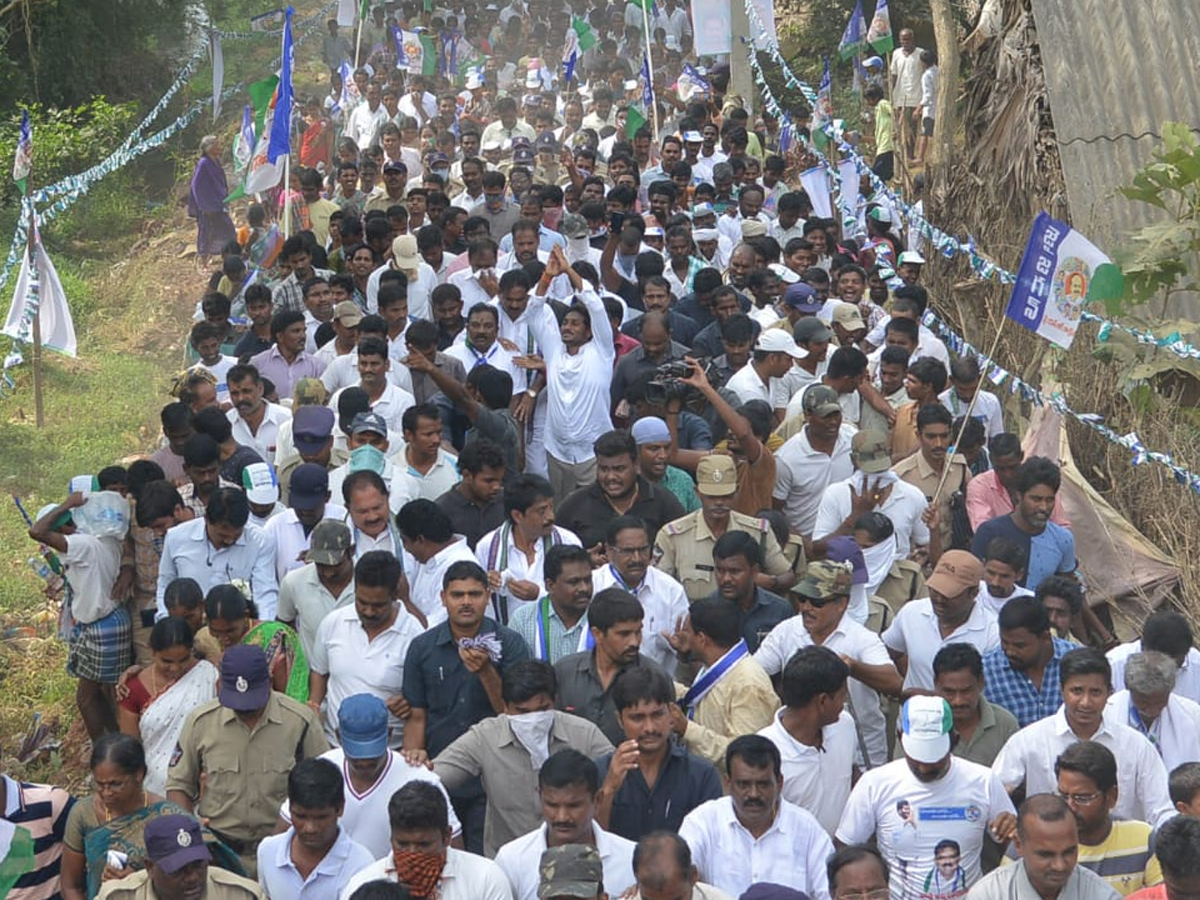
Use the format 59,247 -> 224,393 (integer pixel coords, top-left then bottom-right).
754,560 -> 902,770
591,517 -> 689,674
827,845 -> 891,900
1054,742 -> 1162,897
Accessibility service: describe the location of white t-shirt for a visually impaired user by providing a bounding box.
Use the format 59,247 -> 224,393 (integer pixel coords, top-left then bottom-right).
64,533 -> 123,624
977,582 -> 1034,619
773,425 -> 856,537
813,473 -> 931,552
726,362 -> 790,410
836,757 -> 1015,900
882,598 -> 1000,691
281,747 -> 461,859
495,823 -> 635,900
938,387 -> 1005,438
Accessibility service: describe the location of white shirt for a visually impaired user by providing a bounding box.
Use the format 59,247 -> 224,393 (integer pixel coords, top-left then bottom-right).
939,387 -> 1005,438
494,823 -> 635,900
155,517 -> 279,619
1109,640 -> 1200,705
754,614 -> 893,768
525,289 -> 614,463
890,47 -> 926,107
591,565 -> 689,674
390,445 -> 460,502
813,473 -> 931,552
191,355 -> 237,405
263,505 -> 347,584
310,604 -> 425,747
774,425 -> 856,537
227,402 -> 292,460
405,537 -> 478,627
882,598 -> 1000,691
836,756 -> 1015,900
1107,690 -> 1200,774
344,103 -> 389,150
476,524 -> 583,621
319,350 -> 415,396
340,847 -> 512,900
726,362 -> 790,410
449,267 -> 500,309
680,796 -> 834,900
977,582 -> 1034,619
64,534 -> 123,624
282,748 -> 461,859
992,706 -> 1175,828
328,382 -> 416,437
277,563 -> 355,659
444,336 -> 520,380
759,709 -> 857,835
366,261 -> 437,320
258,826 -> 374,900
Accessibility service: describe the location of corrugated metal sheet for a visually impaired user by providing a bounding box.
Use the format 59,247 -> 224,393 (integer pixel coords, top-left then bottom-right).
1029,0 -> 1200,317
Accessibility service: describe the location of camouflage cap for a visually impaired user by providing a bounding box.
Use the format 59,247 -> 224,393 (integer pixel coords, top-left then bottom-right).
293,377 -> 329,407
307,520 -> 352,565
792,559 -> 855,601
538,845 -> 603,900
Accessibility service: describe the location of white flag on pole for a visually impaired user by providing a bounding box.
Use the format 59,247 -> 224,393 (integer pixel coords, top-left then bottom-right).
3,238 -> 77,357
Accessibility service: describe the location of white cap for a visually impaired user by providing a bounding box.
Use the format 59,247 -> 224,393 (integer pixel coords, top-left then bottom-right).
683,130 -> 703,142
241,463 -> 278,505
754,329 -> 808,359
768,262 -> 800,284
623,79 -> 639,91
898,250 -> 926,266
900,696 -> 953,764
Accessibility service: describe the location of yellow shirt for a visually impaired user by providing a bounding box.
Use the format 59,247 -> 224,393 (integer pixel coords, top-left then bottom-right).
1078,820 -> 1163,897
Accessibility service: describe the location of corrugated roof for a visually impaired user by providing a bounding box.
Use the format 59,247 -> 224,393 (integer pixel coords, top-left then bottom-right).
1030,0 -> 1200,316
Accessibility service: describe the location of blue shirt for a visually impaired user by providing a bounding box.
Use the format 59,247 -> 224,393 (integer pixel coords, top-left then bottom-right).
594,741 -> 723,841
982,636 -> 1075,727
402,618 -> 532,757
970,514 -> 1076,589
257,826 -> 374,900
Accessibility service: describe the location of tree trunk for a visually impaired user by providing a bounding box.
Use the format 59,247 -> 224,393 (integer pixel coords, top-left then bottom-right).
927,0 -> 959,216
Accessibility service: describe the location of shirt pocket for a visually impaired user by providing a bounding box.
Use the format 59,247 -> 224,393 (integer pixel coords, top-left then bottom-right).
200,749 -> 241,815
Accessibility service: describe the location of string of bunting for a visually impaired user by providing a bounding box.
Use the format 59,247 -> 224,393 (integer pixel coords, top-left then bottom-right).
0,1 -> 334,303
742,0 -> 1200,364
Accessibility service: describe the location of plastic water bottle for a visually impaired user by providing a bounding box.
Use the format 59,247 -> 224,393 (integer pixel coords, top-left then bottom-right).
27,557 -> 52,581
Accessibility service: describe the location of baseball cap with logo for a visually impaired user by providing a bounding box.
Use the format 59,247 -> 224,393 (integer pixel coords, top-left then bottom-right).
293,406 -> 335,456
899,696 -> 954,763
538,845 -> 604,900
338,693 -> 390,759
382,159 -> 407,174
308,519 -> 352,565
513,146 -> 536,165
851,430 -> 891,473
831,302 -> 866,331
792,559 -> 854,601
350,411 -> 389,437
768,262 -> 800,285
825,535 -> 869,584
926,549 -> 985,598
783,282 -> 823,313
696,455 -> 737,497
219,644 -> 271,711
802,384 -> 842,418
289,463 -> 330,511
144,815 -> 212,873
754,329 -> 808,359
241,462 -> 278,505
898,250 -> 926,266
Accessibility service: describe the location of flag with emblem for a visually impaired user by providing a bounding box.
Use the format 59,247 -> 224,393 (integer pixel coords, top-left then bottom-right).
0,821 -> 35,897
12,109 -> 31,195
839,0 -> 865,60
396,28 -> 438,75
812,56 -> 833,149
866,0 -> 893,54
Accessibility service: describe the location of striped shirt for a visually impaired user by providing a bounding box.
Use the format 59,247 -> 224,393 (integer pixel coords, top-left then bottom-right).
1078,820 -> 1163,897
2,775 -> 76,900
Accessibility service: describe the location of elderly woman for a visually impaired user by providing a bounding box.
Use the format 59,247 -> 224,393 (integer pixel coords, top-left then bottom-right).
188,135 -> 237,270
1106,650 -> 1200,773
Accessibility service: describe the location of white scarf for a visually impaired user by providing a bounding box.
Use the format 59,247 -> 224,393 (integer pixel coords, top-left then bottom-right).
508,710 -> 556,769
861,538 -> 898,601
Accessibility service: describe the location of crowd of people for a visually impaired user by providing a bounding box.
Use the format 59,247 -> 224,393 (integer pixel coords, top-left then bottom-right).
9,3 -> 1200,900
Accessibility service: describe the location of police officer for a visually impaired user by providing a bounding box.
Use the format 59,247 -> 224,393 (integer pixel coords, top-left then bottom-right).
653,455 -> 795,601
97,814 -> 262,900
166,644 -> 327,878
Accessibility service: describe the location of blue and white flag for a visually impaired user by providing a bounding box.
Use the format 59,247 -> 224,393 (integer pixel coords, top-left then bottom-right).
838,0 -> 865,60
1004,212 -> 1114,350
778,112 -> 793,156
233,105 -> 255,173
12,109 -> 31,195
641,53 -> 654,112
681,62 -> 709,94
266,6 -> 294,164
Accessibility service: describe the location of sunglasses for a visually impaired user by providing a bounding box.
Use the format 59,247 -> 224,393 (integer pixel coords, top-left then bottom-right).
795,593 -> 844,608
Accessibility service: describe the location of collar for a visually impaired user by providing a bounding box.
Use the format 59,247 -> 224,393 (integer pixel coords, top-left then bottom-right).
219,691 -> 284,728
1053,706 -> 1114,740
275,826 -> 354,871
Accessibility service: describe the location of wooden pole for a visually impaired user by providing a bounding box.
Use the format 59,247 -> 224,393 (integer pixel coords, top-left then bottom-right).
640,0 -> 660,138
354,11 -> 365,69
27,200 -> 44,429
927,0 -> 959,217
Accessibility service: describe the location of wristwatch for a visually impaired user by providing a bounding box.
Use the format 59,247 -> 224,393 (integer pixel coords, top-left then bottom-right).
525,388 -> 538,399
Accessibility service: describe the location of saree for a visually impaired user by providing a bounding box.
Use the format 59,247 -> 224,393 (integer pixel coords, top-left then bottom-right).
81,800 -> 243,899
189,156 -> 237,255
139,659 -> 218,795
244,620 -> 311,703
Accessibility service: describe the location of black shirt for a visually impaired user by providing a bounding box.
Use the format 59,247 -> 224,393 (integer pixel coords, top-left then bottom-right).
709,586 -> 794,652
233,329 -> 272,362
594,741 -> 724,841
621,310 -> 700,348
554,651 -> 668,745
436,485 -> 506,550
555,477 -> 685,549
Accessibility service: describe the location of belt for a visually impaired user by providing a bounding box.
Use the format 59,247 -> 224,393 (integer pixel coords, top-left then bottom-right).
209,829 -> 248,855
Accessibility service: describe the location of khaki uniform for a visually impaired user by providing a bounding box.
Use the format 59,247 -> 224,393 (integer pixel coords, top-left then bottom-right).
97,867 -> 263,900
363,190 -> 408,215
165,692 -> 327,874
653,510 -> 793,601
891,451 -> 970,551
276,447 -> 350,505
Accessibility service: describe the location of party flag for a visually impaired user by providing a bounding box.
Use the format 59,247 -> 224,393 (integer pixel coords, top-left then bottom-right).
812,56 -> 832,149
0,822 -> 34,898
396,29 -> 437,75
625,105 -> 647,139
3,223 -> 78,357
571,16 -> 597,52
839,0 -> 866,60
1004,212 -> 1122,350
866,0 -> 893,54
226,75 -> 279,202
641,53 -> 655,117
12,109 -> 31,195
562,29 -> 579,84
209,29 -> 224,122
266,7 -> 294,164
233,105 -> 255,174
681,62 -> 709,93
778,113 -> 793,155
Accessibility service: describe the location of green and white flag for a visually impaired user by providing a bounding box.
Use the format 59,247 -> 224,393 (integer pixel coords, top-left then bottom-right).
396,29 -> 437,76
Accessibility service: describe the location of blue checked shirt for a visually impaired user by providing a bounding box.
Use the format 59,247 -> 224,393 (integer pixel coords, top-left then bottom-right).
982,636 -> 1075,727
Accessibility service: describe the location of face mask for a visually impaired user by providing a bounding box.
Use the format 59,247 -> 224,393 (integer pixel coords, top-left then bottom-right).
349,444 -> 387,475
567,236 -> 591,259
391,849 -> 447,898
508,709 -> 556,769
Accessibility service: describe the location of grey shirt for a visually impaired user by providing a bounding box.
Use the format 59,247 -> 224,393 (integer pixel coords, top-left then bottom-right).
434,711 -> 613,856
954,698 -> 1020,768
555,651 -> 670,745
968,859 -> 1120,900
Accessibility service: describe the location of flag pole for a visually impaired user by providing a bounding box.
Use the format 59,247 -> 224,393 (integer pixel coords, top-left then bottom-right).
640,1 -> 659,138
283,153 -> 292,240
354,9 -> 365,69
27,198 -> 44,430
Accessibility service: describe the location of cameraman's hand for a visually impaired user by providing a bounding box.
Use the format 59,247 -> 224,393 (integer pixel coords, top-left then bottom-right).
680,357 -> 714,393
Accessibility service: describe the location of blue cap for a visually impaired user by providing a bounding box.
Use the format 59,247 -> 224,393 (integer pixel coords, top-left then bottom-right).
293,406 -> 335,455
783,282 -> 822,312
219,645 -> 271,711
824,535 -> 869,585
338,694 -> 389,758
289,463 -> 330,511
144,814 -> 211,873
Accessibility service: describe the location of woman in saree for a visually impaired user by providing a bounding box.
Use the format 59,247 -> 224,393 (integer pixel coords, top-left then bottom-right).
116,617 -> 217,795
201,584 -> 311,702
188,135 -> 238,271
59,734 -> 242,900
